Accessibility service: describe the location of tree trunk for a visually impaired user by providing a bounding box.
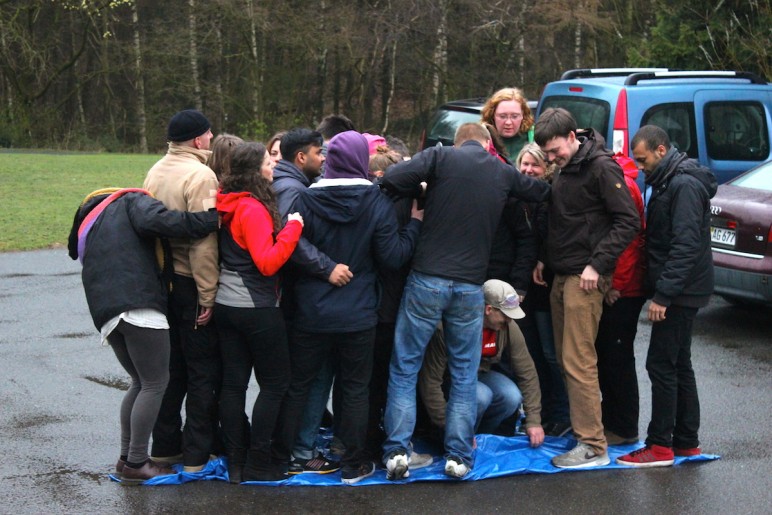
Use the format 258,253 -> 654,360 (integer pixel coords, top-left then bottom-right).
131,2 -> 148,153
213,18 -> 225,130
188,0 -> 202,111
381,39 -> 397,134
246,0 -> 259,121
574,2 -> 584,68
432,0 -> 449,106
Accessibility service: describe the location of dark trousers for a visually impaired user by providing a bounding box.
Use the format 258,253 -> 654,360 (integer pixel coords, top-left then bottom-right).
215,305 -> 290,469
365,322 -> 395,457
595,296 -> 646,438
275,328 -> 375,469
151,274 -> 221,467
645,304 -> 701,449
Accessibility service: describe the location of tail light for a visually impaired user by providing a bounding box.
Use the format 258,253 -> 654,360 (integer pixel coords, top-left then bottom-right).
612,89 -> 628,155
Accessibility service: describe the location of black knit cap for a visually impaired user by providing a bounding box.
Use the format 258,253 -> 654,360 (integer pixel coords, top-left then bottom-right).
167,109 -> 211,142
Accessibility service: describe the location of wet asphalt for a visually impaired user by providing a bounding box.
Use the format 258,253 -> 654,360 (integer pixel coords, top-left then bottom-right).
0,249 -> 770,514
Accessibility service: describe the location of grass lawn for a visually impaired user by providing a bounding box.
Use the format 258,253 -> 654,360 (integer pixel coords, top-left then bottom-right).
0,151 -> 163,251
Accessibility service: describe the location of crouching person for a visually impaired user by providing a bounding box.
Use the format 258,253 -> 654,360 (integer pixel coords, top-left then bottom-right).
419,279 -> 544,448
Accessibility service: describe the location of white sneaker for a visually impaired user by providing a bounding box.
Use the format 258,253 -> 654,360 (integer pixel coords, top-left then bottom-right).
444,456 -> 469,478
408,451 -> 433,470
385,452 -> 409,480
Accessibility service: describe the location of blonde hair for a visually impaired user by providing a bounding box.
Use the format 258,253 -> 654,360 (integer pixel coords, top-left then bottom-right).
480,87 -> 534,136
516,142 -> 555,182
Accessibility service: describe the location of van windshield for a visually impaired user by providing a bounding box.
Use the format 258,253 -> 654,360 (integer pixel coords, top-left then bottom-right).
540,96 -> 610,139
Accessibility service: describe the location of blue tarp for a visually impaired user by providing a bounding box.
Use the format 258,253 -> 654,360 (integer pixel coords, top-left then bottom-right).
110,434 -> 719,486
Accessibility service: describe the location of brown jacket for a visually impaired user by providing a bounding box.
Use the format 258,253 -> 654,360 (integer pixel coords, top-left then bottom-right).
418,321 -> 542,430
143,144 -> 219,307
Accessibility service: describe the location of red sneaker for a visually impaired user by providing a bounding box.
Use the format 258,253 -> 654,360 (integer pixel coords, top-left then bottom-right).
616,445 -> 674,468
674,447 -> 701,457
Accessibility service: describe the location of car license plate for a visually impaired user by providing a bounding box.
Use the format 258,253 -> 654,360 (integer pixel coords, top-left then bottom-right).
711,226 -> 735,246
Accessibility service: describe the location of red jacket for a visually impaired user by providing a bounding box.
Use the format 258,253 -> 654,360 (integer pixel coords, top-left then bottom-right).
611,153 -> 646,297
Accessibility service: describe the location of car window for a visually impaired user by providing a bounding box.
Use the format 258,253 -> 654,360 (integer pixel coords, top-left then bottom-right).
705,101 -> 770,161
731,161 -> 772,191
641,103 -> 698,158
427,109 -> 481,143
539,96 -> 610,138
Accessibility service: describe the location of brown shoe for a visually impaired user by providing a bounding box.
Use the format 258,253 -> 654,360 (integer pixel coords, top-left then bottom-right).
121,460 -> 175,485
115,458 -> 126,476
604,430 -> 638,446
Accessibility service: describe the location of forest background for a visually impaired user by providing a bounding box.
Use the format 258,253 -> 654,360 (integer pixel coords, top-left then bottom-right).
0,0 -> 769,154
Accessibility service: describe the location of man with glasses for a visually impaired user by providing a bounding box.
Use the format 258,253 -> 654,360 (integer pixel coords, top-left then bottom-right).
533,108 -> 639,469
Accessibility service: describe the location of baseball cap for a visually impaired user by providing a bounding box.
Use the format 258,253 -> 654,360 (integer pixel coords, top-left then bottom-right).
483,279 -> 525,319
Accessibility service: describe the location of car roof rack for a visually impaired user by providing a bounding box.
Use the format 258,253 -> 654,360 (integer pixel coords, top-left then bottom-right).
625,70 -> 768,86
560,68 -> 669,80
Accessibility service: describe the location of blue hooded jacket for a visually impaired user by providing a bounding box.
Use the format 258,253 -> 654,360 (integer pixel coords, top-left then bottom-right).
293,131 -> 421,333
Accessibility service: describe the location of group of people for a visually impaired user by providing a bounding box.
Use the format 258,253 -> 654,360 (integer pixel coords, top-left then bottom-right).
69,85 -> 716,485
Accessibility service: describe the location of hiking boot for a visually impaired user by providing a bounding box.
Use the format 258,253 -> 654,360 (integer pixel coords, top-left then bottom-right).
674,447 -> 701,457
384,451 -> 409,480
616,445 -> 675,468
408,451 -> 433,470
604,430 -> 639,446
287,453 -> 340,475
121,460 -> 175,485
552,442 -> 610,469
242,464 -> 288,482
340,461 -> 376,485
227,462 -> 244,484
444,456 -> 469,478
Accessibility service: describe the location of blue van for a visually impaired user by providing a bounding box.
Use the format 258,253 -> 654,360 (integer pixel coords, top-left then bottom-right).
537,69 -> 772,188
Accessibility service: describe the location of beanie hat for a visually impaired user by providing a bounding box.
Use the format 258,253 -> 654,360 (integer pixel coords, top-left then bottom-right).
167,110 -> 211,142
323,131 -> 370,181
483,279 -> 525,319
363,133 -> 387,155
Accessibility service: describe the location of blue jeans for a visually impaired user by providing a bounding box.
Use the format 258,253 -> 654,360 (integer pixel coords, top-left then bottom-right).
292,356 -> 334,460
476,370 -> 523,434
383,271 -> 484,468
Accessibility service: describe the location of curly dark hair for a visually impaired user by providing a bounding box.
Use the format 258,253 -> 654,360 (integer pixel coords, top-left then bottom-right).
220,142 -> 281,233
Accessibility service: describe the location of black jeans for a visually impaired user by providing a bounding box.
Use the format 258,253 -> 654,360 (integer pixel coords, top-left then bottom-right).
151,274 -> 221,467
215,305 -> 290,469
645,304 -> 701,449
595,296 -> 646,438
275,328 -> 375,470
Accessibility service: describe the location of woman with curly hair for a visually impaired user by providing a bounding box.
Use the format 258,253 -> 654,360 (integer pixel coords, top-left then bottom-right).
481,87 -> 535,160
214,142 -> 304,483
208,133 -> 244,183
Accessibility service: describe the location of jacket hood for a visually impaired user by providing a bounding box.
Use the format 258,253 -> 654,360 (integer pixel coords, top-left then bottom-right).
324,131 -> 370,180
302,179 -> 379,223
569,129 -> 612,168
216,190 -> 252,224
273,159 -> 310,186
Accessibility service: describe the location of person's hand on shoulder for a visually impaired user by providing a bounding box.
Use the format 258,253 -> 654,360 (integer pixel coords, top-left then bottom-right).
287,212 -> 304,227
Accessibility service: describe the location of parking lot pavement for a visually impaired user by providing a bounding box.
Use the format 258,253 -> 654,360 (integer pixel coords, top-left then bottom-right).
1,249 -> 770,514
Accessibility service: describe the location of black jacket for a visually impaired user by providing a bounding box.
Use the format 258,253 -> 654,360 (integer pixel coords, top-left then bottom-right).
547,129 -> 640,275
486,197 -> 538,295
68,192 -> 218,329
644,148 -> 717,307
293,180 -> 421,333
381,140 -> 550,285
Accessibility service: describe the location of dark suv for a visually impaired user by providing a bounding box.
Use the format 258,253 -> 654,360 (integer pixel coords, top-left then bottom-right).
419,98 -> 539,150
537,68 -> 772,187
